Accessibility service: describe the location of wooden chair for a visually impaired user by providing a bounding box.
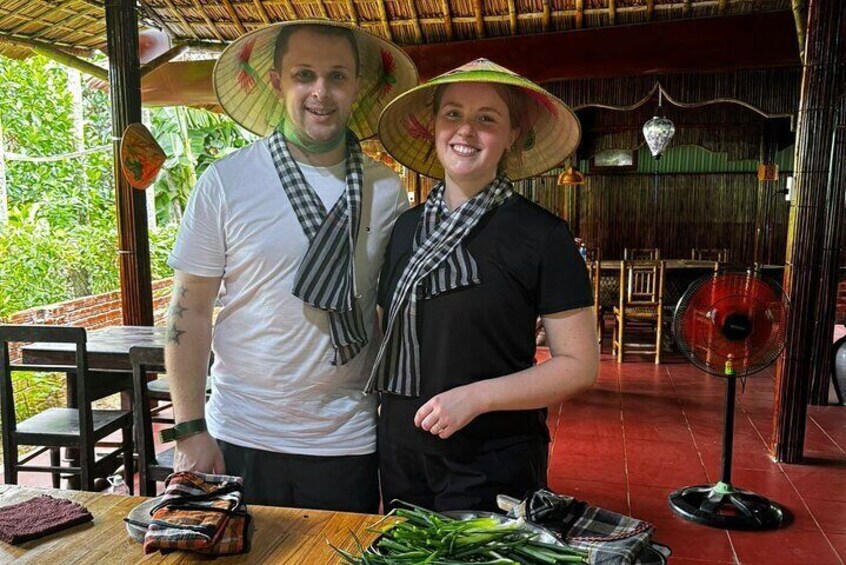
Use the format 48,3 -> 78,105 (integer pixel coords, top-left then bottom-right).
0,325 -> 133,492
130,346 -> 175,496
611,261 -> 666,364
130,346 -> 213,496
691,248 -> 730,262
624,247 -> 661,261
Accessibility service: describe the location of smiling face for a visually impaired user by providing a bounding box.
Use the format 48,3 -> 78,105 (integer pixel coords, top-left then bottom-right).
268,27 -> 360,153
434,83 -> 519,191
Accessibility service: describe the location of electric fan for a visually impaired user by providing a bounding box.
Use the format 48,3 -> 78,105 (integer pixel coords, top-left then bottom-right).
669,269 -> 789,530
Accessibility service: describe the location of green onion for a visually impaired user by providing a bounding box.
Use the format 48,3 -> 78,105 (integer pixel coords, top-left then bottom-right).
329,504 -> 589,564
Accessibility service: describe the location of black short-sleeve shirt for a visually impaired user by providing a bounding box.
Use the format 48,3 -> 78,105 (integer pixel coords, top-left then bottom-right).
377,194 -> 593,455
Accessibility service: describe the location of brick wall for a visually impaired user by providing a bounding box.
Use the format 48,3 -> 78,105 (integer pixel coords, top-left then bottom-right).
2,279 -> 173,362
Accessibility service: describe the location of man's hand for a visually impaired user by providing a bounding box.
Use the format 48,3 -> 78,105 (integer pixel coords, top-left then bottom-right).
173,431 -> 226,474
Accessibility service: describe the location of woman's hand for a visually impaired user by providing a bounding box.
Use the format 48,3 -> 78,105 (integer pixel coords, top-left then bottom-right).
414,384 -> 485,439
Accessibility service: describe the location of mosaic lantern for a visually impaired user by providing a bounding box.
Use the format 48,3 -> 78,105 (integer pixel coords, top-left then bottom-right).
642,90 -> 676,160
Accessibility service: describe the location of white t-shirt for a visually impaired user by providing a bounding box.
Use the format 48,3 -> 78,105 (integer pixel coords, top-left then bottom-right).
168,138 -> 408,456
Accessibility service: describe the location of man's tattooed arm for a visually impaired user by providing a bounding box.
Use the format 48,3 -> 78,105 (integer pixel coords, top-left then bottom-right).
167,284 -> 189,344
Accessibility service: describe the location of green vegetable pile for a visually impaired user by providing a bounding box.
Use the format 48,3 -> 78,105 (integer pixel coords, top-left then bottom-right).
332,505 -> 590,564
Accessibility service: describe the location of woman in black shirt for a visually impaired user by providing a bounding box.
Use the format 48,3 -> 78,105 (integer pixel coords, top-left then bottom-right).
369,59 -> 599,512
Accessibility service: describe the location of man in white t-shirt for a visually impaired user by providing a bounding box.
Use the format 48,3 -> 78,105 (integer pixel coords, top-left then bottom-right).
162,21 -> 417,512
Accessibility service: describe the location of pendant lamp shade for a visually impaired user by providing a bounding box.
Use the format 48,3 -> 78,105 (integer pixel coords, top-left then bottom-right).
643,115 -> 676,160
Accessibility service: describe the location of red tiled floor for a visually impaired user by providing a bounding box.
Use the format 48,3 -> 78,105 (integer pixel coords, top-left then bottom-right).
650,517 -> 737,562
730,529 -> 842,565
546,477 -> 630,515
804,498 -> 846,535
782,462 -> 846,502
828,533 -> 846,561
625,438 -> 709,489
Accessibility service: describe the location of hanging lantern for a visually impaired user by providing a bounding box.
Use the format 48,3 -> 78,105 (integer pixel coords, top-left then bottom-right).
642,90 -> 676,160
557,166 -> 585,186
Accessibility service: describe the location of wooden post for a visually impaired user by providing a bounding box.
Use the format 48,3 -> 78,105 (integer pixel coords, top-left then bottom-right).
105,0 -> 154,326
808,97 -> 846,404
753,123 -> 778,265
772,0 -> 844,462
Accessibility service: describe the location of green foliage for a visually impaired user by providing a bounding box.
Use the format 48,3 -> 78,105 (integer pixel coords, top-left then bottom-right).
150,106 -> 254,224
0,55 -> 250,319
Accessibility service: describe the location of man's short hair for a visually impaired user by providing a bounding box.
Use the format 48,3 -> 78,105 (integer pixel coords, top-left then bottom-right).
273,26 -> 360,76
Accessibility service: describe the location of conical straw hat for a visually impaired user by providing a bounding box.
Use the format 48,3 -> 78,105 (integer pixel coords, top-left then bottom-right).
214,20 -> 419,140
378,58 -> 580,180
120,123 -> 166,190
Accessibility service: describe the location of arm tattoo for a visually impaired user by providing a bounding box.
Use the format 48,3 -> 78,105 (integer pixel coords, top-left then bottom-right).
167,285 -> 189,344
167,322 -> 186,345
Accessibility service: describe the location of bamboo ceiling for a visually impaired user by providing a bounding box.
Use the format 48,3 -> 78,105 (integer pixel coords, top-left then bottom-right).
0,0 -> 792,60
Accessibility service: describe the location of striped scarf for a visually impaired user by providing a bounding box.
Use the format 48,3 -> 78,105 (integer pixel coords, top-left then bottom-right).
268,130 -> 368,365
367,175 -> 513,396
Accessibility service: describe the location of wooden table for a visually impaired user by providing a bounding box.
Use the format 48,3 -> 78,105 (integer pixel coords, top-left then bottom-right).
21,325 -> 166,371
20,326 -> 166,489
0,485 -> 381,564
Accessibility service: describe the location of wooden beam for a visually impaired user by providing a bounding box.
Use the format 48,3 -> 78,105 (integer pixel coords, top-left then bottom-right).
316,0 -> 329,19
172,39 -> 227,53
190,0 -> 225,42
281,0 -> 298,20
161,0 -> 199,40
646,0 -> 654,21
473,0 -> 485,38
402,11 -> 800,82
440,0 -> 454,40
31,45 -> 108,81
542,0 -> 552,31
718,0 -> 727,15
221,0 -> 247,35
609,0 -> 616,25
0,31 -> 94,58
408,0 -> 424,43
377,0 -> 393,41
575,0 -> 584,29
252,0 -> 272,24
105,0 -> 154,327
507,0 -> 518,35
140,45 -> 188,78
345,0 -> 360,26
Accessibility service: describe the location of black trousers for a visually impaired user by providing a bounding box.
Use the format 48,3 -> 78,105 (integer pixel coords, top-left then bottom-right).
218,440 -> 379,513
378,434 -> 548,513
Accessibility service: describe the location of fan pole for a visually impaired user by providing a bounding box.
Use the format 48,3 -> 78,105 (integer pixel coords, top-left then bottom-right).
719,377 -> 736,486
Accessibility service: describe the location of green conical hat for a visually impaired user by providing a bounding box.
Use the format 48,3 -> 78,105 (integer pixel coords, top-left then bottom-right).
378,58 -> 580,180
214,20 -> 419,139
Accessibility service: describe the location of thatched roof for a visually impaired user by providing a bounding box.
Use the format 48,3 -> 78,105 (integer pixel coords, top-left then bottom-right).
1,0 -> 793,61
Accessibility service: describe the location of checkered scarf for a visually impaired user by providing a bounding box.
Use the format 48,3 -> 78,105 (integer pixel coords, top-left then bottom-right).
143,471 -> 250,556
268,130 -> 368,365
517,489 -> 659,565
366,175 -> 513,396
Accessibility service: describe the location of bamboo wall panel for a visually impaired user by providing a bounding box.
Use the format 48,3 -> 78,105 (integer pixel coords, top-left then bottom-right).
571,174 -> 790,266
772,0 -> 843,463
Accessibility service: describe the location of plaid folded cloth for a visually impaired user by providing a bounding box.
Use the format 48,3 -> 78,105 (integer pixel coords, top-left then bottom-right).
0,495 -> 93,545
514,490 -> 662,565
143,471 -> 251,556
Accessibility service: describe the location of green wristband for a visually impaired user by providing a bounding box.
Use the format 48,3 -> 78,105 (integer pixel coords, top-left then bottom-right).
159,418 -> 207,443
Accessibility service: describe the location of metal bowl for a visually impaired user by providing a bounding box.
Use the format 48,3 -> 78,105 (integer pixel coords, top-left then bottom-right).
124,496 -> 164,543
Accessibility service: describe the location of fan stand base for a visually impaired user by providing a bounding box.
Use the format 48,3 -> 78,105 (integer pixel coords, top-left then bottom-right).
669,481 -> 787,530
